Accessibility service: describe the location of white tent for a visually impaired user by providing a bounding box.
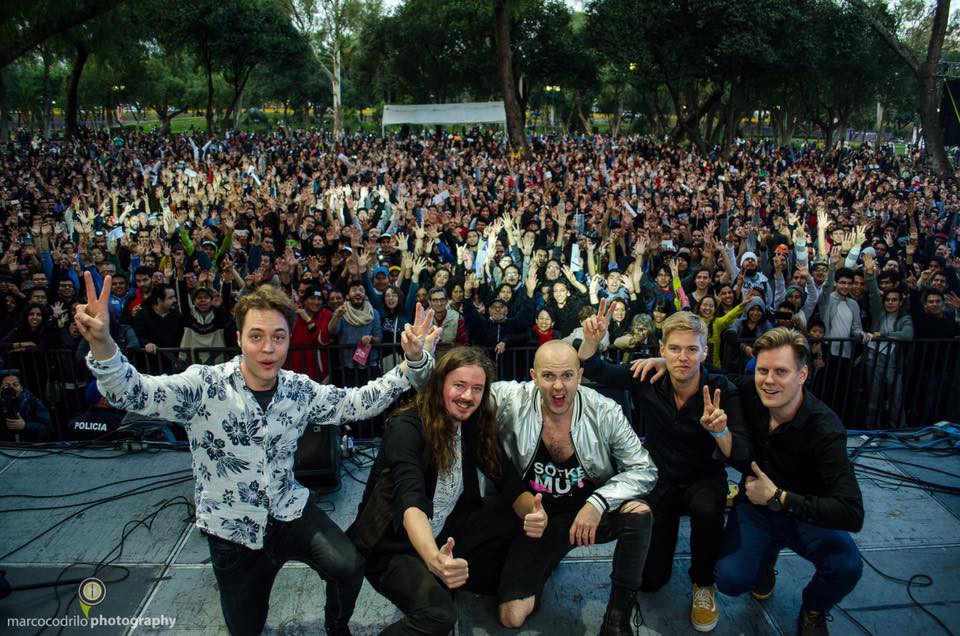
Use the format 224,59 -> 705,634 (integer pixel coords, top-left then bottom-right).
381,102 -> 506,136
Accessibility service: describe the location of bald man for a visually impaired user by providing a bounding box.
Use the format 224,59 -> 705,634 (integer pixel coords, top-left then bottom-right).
490,340 -> 657,635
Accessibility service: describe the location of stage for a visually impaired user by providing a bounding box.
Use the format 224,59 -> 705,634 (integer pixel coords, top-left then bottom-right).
1,430 -> 959,635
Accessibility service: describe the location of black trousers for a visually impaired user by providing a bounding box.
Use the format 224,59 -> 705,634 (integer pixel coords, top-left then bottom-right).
364,496 -> 521,636
498,502 -> 653,603
206,495 -> 364,636
640,476 -> 727,592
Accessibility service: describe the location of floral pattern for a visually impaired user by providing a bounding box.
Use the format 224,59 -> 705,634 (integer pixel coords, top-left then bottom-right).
86,350 -> 432,549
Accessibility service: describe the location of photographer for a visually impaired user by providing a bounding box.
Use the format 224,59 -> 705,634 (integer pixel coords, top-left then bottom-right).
0,373 -> 53,442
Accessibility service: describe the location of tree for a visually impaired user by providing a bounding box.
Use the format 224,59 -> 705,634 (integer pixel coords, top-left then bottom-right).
0,0 -> 126,70
850,0 -> 952,176
494,0 -> 529,156
284,0 -> 371,138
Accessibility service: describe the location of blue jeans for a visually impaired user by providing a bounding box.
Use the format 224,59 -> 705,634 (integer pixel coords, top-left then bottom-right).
715,501 -> 862,612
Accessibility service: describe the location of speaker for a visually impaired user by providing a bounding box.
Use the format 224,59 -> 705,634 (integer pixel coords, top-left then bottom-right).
294,423 -> 342,489
940,80 -> 960,146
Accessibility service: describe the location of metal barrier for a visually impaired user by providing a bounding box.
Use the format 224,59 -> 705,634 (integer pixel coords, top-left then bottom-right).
14,337 -> 959,440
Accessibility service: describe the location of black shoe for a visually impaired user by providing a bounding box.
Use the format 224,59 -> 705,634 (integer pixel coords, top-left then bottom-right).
598,585 -> 641,636
797,607 -> 829,636
751,563 -> 777,601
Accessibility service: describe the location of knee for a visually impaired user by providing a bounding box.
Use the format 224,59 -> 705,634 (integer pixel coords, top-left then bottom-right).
620,501 -> 653,530
689,493 -> 725,524
714,556 -> 754,596
621,500 -> 651,515
821,541 -> 863,585
327,548 -> 365,586
498,598 -> 534,629
411,598 -> 458,635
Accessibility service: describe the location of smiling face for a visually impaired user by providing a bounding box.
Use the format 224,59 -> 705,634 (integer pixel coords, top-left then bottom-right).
755,345 -> 808,411
238,309 -> 290,390
536,309 -> 554,332
531,341 -> 583,418
443,365 -> 487,422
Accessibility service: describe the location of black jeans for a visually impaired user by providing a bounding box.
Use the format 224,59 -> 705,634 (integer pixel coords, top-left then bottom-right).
364,496 -> 520,636
641,476 -> 727,592
206,495 -> 364,636
499,502 -> 653,603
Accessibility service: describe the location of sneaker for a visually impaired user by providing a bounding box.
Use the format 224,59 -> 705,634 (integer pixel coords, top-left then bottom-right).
797,607 -> 829,636
691,584 -> 719,632
751,563 -> 777,601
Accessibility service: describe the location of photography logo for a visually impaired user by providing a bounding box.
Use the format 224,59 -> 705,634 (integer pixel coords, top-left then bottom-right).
78,577 -> 106,619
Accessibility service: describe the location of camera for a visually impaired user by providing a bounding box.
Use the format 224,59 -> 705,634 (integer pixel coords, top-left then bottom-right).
1,386 -> 19,420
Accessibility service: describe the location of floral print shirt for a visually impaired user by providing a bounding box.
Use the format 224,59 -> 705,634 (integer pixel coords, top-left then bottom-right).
86,349 -> 434,548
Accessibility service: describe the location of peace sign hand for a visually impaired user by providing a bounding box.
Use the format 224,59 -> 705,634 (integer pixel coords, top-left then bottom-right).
74,271 -> 115,357
583,297 -> 615,343
700,385 -> 727,435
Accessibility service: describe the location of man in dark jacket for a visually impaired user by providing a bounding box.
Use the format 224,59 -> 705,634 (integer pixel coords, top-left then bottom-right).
0,373 -> 52,442
579,307 -> 750,633
637,328 -> 863,636
348,347 -> 520,636
132,283 -> 183,373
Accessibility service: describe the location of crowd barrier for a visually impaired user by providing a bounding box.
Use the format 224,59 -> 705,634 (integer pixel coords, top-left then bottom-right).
9,337 -> 958,440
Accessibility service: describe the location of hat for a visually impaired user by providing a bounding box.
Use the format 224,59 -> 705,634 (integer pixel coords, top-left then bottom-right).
192,286 -> 213,298
378,232 -> 393,241
489,298 -> 508,308
811,259 -> 828,269
740,251 -> 758,266
774,244 -> 790,255
607,263 -> 619,272
201,240 -> 217,249
372,266 -> 389,278
304,284 -> 324,299
339,245 -> 353,254
388,265 -> 401,274
935,232 -> 949,241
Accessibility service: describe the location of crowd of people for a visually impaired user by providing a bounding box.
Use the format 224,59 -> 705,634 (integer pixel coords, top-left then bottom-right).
5,123 -> 956,635
1,126 -> 959,442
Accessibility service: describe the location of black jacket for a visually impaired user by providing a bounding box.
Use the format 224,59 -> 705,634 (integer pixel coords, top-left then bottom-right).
348,409 -> 512,556
728,373 -> 864,533
581,353 -> 750,487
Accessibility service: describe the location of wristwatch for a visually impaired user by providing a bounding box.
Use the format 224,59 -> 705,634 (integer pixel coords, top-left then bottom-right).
767,488 -> 783,512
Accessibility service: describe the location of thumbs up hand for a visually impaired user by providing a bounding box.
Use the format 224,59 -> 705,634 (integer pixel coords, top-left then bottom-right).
745,461 -> 778,506
523,493 -> 549,539
431,538 -> 469,589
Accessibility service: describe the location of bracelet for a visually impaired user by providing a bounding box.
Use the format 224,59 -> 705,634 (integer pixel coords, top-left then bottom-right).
710,426 -> 729,439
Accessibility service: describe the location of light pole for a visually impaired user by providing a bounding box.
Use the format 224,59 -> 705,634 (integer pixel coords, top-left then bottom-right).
545,85 -> 560,131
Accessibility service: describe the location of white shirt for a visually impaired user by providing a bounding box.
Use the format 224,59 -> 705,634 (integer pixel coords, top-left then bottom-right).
430,427 -> 464,536
87,349 -> 433,548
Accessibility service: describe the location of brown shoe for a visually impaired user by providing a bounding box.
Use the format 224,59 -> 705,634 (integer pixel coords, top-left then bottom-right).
690,584 -> 719,632
751,563 -> 777,601
797,607 -> 829,636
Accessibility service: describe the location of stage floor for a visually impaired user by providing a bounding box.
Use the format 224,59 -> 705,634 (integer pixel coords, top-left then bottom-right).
1,435 -> 958,635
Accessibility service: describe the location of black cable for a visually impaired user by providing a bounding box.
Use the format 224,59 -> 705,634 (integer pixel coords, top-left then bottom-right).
0,477 -> 192,561
832,604 -> 874,636
45,496 -> 194,636
0,469 -> 191,500
0,475 -> 193,513
859,553 -> 954,636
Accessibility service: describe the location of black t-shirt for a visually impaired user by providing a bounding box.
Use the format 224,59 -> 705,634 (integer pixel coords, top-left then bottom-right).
249,386 -> 278,413
523,437 -> 594,515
